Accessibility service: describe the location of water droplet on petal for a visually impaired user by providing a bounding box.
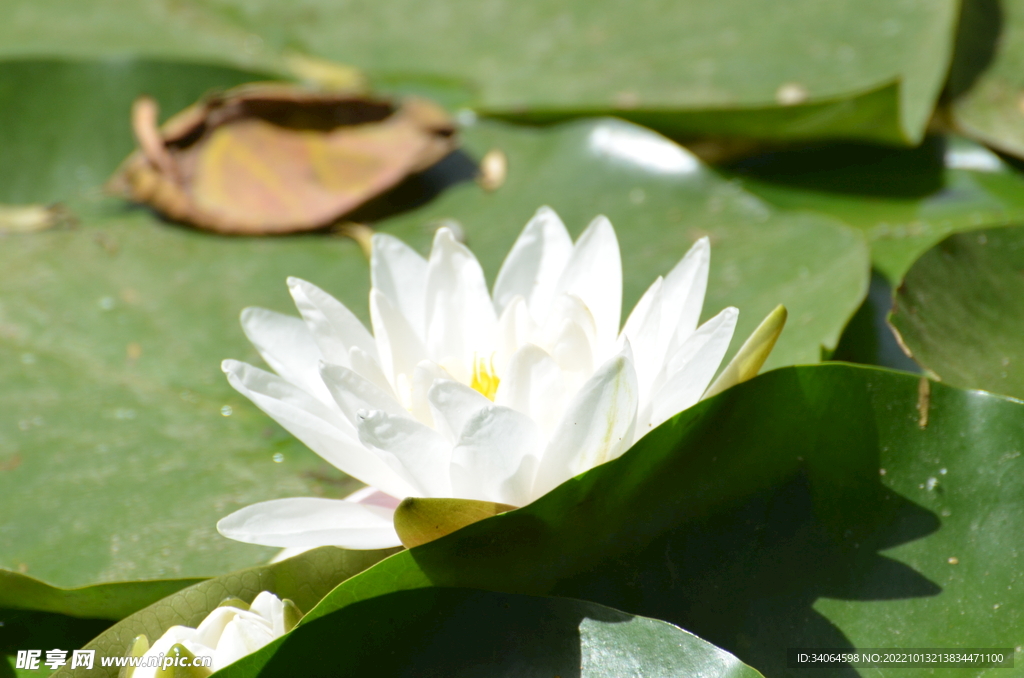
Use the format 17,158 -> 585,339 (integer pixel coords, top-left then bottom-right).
220,405 -> 233,417
926,477 -> 938,491
948,556 -> 959,565
939,468 -> 947,475
272,453 -> 285,463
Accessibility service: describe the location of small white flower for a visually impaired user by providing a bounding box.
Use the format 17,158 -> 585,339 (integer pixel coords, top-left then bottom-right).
131,592 -> 294,676
218,207 -> 774,551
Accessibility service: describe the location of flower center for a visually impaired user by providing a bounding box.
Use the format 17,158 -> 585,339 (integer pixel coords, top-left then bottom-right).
470,354 -> 500,401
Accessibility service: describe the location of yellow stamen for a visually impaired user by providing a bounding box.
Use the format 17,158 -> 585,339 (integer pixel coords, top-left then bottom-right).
470,354 -> 500,401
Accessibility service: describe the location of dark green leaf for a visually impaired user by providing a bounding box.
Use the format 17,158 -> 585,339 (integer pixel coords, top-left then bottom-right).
224,364 -> 1024,678
728,136 -> 1024,283
227,588 -> 763,678
948,0 -> 1024,159
1,608 -> 112,661
829,271 -> 921,373
890,225 -> 1024,399
56,546 -> 397,678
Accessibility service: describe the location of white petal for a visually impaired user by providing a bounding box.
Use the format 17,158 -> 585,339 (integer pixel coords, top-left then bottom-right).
494,295 -> 537,375
319,362 -> 407,427
409,360 -> 454,427
492,206 -> 573,319
348,346 -> 398,399
532,353 -> 639,498
223,359 -> 416,499
195,607 -> 271,649
643,307 -> 737,433
212,617 -> 276,670
217,498 -> 401,549
450,405 -> 543,506
660,237 -> 710,350
555,216 -> 622,358
239,307 -> 330,404
287,277 -> 378,369
537,293 -> 597,351
249,591 -> 287,636
550,319 -> 594,398
424,227 -> 497,373
664,306 -> 738,380
621,277 -> 664,397
357,410 -> 452,496
370,288 -> 428,387
494,343 -> 566,437
427,379 -> 492,444
371,233 -> 428,339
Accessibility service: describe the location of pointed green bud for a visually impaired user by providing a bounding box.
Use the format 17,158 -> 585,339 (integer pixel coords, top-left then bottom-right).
704,304 -> 787,399
393,497 -> 517,549
156,643 -> 212,678
282,598 -> 304,632
216,596 -> 250,611
124,634 -> 149,678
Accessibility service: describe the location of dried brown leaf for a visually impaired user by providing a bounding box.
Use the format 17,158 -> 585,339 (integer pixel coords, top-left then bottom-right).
108,84 -> 457,234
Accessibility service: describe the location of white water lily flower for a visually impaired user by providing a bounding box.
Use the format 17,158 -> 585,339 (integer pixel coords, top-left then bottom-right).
132,592 -> 293,676
218,207 -> 759,551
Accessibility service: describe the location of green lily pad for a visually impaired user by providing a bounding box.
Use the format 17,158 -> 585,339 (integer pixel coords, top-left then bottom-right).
222,364 -> 1024,678
0,571 -> 201,620
729,135 -> 1024,283
890,225 -> 1024,399
54,546 -> 396,678
0,59 -> 270,205
2,0 -> 959,143
222,588 -> 764,678
380,117 -> 869,371
948,0 -> 1024,159
0,210 -> 374,592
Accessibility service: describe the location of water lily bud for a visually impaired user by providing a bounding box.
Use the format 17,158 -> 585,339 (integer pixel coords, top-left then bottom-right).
129,591 -> 291,678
